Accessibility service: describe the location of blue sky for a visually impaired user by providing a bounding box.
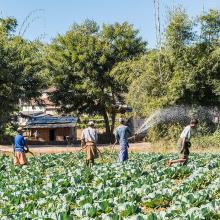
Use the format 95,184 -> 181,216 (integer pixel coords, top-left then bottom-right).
0,0 -> 220,48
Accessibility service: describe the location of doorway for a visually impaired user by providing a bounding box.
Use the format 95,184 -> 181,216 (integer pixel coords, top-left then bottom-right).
49,129 -> 56,141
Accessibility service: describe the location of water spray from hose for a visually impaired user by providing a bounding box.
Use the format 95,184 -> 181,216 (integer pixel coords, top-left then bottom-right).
131,105 -> 217,140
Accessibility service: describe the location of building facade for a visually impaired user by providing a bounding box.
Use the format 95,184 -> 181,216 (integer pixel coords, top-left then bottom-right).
25,115 -> 78,144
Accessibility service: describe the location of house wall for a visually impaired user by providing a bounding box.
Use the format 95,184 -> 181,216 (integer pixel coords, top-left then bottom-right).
28,127 -> 76,142
29,128 -> 49,141
56,127 -> 72,141
22,105 -> 45,113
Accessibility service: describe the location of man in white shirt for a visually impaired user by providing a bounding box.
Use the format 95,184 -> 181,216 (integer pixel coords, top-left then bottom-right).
168,119 -> 198,166
81,121 -> 99,166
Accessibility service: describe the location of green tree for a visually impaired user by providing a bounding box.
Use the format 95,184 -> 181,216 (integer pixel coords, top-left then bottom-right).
0,17 -> 17,33
46,20 -> 146,138
126,51 -> 171,116
165,8 -> 194,54
0,17 -> 47,138
126,8 -> 220,117
165,9 -> 220,106
199,9 -> 220,43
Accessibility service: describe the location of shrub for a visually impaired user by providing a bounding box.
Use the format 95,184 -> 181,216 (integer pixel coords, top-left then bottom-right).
147,123 -> 183,142
146,120 -> 219,145
192,129 -> 220,148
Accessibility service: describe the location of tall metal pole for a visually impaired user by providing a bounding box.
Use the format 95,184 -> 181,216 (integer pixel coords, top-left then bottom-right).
173,0 -> 175,12
154,0 -> 162,82
202,0 -> 205,13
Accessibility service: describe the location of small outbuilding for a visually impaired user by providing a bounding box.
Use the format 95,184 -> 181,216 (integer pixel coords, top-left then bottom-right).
25,114 -> 78,144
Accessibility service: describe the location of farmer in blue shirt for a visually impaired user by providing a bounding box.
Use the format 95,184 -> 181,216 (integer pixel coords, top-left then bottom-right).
14,127 -> 28,165
115,118 -> 131,162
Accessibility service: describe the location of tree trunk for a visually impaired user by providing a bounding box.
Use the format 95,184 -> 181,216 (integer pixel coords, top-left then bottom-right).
110,111 -> 116,134
102,109 -> 111,143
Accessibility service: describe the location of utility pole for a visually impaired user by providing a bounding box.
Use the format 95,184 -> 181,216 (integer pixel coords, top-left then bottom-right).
202,0 -> 205,13
154,0 -> 161,50
154,0 -> 162,82
173,0 -> 175,13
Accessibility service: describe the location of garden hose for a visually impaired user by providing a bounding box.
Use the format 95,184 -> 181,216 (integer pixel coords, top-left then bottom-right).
111,142 -> 117,153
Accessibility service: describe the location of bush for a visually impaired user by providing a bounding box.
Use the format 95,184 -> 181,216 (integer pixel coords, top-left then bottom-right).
166,123 -> 183,140
147,123 -> 183,142
192,129 -> 220,148
196,121 -> 216,136
146,120 -> 219,145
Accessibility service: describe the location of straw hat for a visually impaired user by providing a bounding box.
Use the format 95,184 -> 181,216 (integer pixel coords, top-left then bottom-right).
88,121 -> 94,126
17,127 -> 23,132
119,118 -> 125,123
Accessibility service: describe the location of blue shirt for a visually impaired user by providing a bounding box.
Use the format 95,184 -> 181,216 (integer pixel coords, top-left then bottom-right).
115,125 -> 131,148
14,134 -> 26,152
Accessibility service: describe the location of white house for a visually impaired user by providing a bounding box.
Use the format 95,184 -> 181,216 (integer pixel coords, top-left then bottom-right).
18,88 -> 60,126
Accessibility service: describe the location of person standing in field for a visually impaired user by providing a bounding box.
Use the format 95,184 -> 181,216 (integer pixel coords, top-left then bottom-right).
81,121 -> 99,166
14,127 -> 29,166
115,118 -> 132,162
168,119 -> 199,166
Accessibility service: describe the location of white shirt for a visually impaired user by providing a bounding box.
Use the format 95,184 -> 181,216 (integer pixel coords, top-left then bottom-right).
180,125 -> 195,141
81,127 -> 98,143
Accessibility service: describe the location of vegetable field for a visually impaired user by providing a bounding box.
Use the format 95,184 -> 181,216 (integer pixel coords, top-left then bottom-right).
0,152 -> 219,219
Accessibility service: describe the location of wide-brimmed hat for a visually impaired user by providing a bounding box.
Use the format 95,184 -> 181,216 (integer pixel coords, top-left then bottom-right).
119,118 -> 125,123
88,121 -> 94,126
17,127 -> 23,132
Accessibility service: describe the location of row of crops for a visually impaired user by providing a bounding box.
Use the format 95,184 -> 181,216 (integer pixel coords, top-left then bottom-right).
0,151 -> 219,219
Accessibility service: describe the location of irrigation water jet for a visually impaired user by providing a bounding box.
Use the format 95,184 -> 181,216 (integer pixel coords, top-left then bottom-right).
134,105 -> 218,137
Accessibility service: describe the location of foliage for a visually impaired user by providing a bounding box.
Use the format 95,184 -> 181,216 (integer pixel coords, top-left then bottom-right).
165,7 -> 194,51
1,8 -> 220,143
0,152 -> 219,219
45,20 -> 146,138
126,52 -> 169,116
0,17 -> 17,33
147,120 -> 218,143
192,128 -> 220,148
147,123 -> 183,142
199,9 -> 220,43
126,9 -> 220,118
0,17 -> 47,138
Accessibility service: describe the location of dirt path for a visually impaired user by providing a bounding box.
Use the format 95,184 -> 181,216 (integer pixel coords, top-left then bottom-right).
0,142 -> 219,155
0,143 -> 150,154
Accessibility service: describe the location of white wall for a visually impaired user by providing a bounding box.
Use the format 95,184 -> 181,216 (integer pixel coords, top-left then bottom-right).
22,105 -> 45,112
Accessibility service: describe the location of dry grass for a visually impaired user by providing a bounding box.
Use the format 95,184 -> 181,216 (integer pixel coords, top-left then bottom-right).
135,141 -> 220,154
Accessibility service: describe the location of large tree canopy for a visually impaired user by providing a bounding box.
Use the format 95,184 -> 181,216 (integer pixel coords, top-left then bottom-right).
0,17 -> 47,136
46,20 -> 147,138
1,8 -> 220,142
125,9 -> 220,116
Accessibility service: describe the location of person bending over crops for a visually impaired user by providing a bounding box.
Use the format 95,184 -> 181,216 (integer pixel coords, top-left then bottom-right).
115,118 -> 132,162
13,127 -> 29,166
81,121 -> 99,166
168,119 -> 198,166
